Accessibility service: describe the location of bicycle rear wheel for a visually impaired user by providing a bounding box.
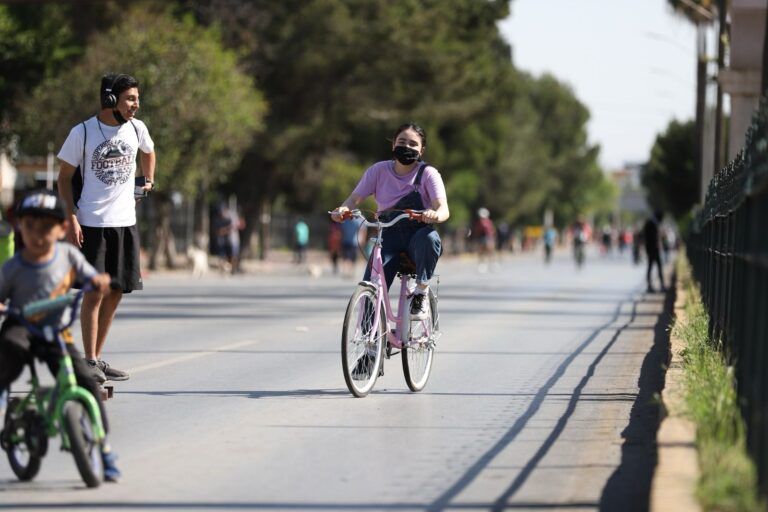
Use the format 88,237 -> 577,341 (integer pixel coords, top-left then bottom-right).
402,289 -> 438,391
62,401 -> 103,488
341,284 -> 386,397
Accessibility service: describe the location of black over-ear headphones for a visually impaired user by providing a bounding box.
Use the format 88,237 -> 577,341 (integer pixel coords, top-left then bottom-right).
102,73 -> 127,109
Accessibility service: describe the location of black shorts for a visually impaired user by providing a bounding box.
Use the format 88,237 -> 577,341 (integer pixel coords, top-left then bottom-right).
81,225 -> 143,293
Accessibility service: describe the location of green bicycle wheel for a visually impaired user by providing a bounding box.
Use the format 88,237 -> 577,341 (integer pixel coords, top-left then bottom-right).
62,401 -> 103,488
3,398 -> 43,481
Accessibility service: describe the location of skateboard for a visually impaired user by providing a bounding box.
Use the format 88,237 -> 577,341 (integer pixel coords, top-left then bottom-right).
100,381 -> 114,401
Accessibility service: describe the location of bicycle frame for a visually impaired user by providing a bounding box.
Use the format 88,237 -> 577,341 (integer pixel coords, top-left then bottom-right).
354,211 -> 420,351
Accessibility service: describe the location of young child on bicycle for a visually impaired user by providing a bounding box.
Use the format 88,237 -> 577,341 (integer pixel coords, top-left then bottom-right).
0,190 -> 121,481
333,123 -> 449,312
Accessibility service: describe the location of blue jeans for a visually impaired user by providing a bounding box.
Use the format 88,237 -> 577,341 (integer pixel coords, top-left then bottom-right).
364,225 -> 442,290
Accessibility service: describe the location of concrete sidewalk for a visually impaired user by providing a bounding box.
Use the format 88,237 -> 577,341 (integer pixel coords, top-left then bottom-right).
650,270 -> 700,512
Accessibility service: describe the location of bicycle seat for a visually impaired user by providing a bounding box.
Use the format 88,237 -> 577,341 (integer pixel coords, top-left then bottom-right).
396,252 -> 417,277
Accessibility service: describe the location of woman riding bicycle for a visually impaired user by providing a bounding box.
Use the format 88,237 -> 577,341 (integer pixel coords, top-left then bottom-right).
332,123 -> 449,317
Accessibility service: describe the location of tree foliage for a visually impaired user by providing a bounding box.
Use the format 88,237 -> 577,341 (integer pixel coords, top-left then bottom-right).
4,0 -> 616,251
179,0 -> 607,230
15,6 -> 265,196
642,119 -> 697,220
666,0 -> 718,23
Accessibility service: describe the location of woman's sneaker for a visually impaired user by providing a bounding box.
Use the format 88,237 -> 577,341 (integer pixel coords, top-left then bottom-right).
410,291 -> 430,319
350,353 -> 384,379
97,360 -> 130,381
351,354 -> 374,380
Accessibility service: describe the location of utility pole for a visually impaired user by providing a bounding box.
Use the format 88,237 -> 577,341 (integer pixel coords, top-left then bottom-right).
763,2 -> 768,93
695,23 -> 708,203
714,0 -> 729,171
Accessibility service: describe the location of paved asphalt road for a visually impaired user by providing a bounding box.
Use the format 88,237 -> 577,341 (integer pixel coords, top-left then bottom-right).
0,247 -> 672,511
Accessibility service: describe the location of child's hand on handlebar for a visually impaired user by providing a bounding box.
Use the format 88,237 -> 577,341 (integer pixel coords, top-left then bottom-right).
90,273 -> 112,294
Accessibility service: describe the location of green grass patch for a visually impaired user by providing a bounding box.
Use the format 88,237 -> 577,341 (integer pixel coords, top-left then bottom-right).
673,255 -> 764,512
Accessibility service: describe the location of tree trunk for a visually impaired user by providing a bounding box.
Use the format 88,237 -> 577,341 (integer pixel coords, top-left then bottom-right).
148,194 -> 177,270
258,199 -> 271,261
194,190 -> 210,254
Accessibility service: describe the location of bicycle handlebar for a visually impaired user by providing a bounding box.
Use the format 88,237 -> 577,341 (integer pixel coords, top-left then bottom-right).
1,286 -> 93,340
329,209 -> 424,228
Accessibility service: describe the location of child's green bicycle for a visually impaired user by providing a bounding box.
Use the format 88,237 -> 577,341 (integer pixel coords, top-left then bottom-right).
0,288 -> 107,488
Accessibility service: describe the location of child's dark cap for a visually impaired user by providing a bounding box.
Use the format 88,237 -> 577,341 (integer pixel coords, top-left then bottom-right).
16,190 -> 66,221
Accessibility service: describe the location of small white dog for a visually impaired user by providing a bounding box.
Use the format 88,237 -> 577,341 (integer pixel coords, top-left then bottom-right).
187,246 -> 209,278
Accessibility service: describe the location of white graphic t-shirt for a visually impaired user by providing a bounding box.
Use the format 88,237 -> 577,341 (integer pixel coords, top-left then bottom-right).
58,116 -> 154,227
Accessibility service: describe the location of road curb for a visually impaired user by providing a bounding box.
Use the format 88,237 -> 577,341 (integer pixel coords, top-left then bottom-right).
650,270 -> 700,511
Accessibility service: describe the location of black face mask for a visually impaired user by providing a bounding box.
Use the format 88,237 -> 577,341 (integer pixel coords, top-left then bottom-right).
393,145 -> 420,165
113,109 -> 128,125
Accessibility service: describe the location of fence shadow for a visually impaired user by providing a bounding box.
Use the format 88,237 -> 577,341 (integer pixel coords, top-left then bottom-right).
599,280 -> 675,511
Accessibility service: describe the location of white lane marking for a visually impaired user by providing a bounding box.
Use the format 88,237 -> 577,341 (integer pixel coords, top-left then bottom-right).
125,339 -> 260,376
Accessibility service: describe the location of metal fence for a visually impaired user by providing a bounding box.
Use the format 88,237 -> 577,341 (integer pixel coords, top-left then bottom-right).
686,94 -> 768,496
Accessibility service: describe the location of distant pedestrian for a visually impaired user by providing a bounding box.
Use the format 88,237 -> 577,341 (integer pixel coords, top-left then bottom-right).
618,228 -> 631,254
496,221 -> 510,252
632,224 -> 643,265
215,204 -> 243,274
600,225 -> 613,255
294,218 -> 309,264
473,208 -> 496,273
340,214 -> 363,277
643,211 -> 665,292
543,226 -> 557,264
327,222 -> 341,274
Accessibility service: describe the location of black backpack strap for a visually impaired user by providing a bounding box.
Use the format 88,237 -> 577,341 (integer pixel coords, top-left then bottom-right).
129,119 -> 139,141
81,120 -> 87,180
414,163 -> 428,186
129,120 -> 142,174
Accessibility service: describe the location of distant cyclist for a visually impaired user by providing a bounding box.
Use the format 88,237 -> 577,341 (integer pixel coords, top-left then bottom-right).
332,122 -> 449,318
571,217 -> 589,268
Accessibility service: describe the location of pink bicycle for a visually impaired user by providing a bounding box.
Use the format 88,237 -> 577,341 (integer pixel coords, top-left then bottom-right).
333,209 -> 440,397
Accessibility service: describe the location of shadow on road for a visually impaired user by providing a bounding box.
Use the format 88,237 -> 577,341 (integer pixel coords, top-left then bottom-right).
116,389 -> 350,400
599,284 -> 675,511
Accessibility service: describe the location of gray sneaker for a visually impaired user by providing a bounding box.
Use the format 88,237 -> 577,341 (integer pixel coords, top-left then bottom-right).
97,360 -> 130,382
85,359 -> 107,384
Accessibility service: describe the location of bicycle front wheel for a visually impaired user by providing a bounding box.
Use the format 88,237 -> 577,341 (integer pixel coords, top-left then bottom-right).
3,398 -> 42,481
62,401 -> 103,488
402,289 -> 438,391
341,284 -> 386,397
